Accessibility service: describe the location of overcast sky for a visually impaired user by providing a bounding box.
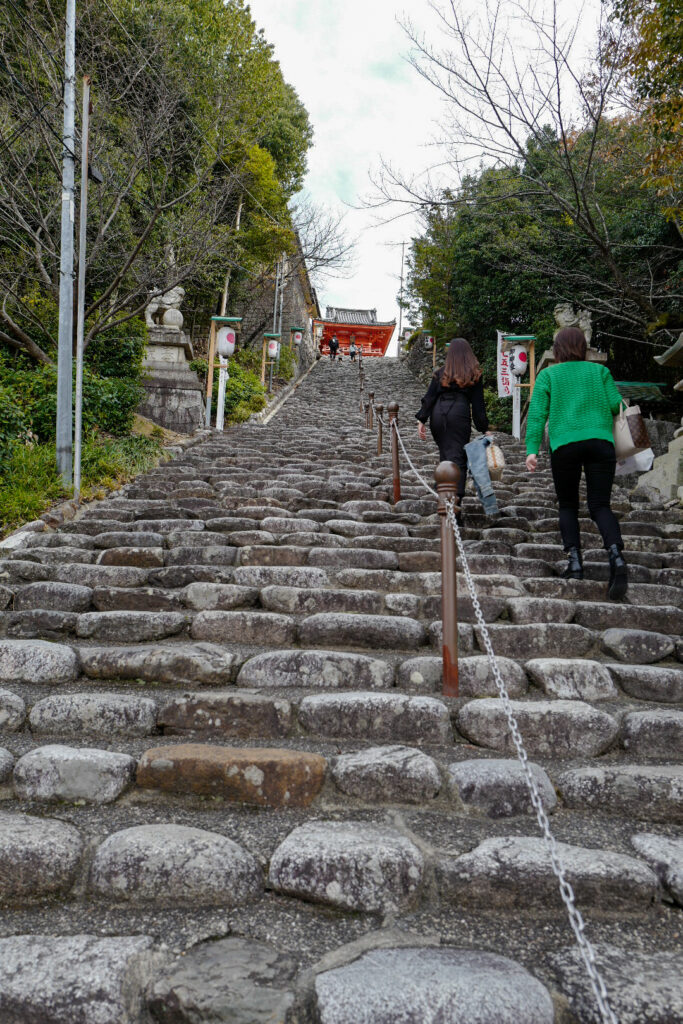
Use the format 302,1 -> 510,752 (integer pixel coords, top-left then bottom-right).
246,0 -> 601,355
246,0 -> 439,354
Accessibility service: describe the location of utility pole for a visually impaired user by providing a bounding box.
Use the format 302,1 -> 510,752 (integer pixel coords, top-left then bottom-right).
398,240 -> 405,342
73,75 -> 91,503
56,0 -> 77,485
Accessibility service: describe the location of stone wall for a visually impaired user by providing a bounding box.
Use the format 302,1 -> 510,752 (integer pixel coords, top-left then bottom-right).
236,262 -> 318,373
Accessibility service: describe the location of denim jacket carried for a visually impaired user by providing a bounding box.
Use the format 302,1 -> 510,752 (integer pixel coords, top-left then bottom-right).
464,436 -> 499,516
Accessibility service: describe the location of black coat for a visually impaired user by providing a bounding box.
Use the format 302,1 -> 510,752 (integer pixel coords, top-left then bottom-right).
416,372 -> 489,433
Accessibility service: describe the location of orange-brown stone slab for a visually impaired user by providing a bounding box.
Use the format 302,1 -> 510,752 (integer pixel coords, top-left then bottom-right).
137,744 -> 326,808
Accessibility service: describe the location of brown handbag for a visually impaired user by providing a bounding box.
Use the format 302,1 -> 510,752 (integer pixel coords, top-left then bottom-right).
613,402 -> 650,459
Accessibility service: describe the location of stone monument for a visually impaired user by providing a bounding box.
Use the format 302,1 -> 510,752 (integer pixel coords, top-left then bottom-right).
138,285 -> 204,434
553,303 -> 593,344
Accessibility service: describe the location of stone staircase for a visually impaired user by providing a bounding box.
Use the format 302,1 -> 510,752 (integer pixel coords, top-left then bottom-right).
0,357 -> 681,1023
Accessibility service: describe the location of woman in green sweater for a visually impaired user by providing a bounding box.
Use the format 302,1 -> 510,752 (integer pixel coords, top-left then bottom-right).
525,327 -> 627,599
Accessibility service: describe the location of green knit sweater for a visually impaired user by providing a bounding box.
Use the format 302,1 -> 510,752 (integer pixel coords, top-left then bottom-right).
525,361 -> 624,455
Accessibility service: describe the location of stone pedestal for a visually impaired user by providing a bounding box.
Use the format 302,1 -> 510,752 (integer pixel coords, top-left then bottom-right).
138,329 -> 204,434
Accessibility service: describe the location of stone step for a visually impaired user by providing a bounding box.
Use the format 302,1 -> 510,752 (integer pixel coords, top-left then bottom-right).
557,764 -> 683,822
457,699 -> 619,756
436,836 -> 658,911
137,743 -> 326,807
298,692 -> 452,744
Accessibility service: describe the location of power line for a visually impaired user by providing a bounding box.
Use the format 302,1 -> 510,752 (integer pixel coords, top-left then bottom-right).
3,0 -> 65,78
0,56 -> 76,160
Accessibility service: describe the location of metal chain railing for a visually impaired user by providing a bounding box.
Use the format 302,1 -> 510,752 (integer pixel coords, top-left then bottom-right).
391,417 -> 618,1024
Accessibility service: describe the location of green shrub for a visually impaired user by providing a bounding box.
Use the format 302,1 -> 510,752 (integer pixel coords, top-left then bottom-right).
86,319 -> 146,379
0,384 -> 31,450
276,344 -> 296,383
484,388 -> 513,432
0,364 -> 143,441
0,435 -> 162,536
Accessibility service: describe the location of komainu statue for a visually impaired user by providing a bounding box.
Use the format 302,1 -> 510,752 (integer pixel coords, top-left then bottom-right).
145,285 -> 185,332
553,302 -> 593,344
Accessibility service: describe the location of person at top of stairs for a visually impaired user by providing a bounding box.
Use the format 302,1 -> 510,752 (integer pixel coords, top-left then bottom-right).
525,326 -> 628,600
415,337 -> 494,520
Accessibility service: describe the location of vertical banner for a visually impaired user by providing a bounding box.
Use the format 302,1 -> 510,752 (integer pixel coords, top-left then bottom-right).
497,331 -> 513,398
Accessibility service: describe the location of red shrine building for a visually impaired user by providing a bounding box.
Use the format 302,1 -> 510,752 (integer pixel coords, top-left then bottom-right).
313,307 -> 396,358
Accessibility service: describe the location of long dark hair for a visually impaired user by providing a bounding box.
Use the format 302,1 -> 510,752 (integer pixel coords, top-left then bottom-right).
439,337 -> 483,388
553,327 -> 587,362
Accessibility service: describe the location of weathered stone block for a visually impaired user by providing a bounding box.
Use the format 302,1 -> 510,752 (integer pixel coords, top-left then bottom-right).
137,744 -> 325,807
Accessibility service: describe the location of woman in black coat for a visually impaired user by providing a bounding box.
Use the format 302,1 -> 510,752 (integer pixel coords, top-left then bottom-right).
416,337 -> 491,503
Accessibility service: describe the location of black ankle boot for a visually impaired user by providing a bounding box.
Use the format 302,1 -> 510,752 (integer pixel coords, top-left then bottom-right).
607,544 -> 628,600
562,547 -> 583,580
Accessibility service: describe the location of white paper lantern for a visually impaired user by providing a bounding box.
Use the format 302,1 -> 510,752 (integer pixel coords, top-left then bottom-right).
216,326 -> 236,358
510,345 -> 529,376
293,331 -> 303,346
424,335 -> 434,350
267,339 -> 279,358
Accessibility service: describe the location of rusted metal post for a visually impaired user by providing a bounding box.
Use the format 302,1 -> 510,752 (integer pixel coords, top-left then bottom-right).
435,461 -> 460,696
368,392 -> 374,430
376,403 -> 383,455
364,401 -> 371,428
388,402 -> 401,503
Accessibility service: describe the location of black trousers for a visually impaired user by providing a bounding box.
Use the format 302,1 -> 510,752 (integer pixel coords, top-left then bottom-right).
429,397 -> 470,499
550,438 -> 623,551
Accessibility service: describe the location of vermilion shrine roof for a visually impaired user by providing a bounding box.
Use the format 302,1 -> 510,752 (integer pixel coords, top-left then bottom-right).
324,307 -> 395,327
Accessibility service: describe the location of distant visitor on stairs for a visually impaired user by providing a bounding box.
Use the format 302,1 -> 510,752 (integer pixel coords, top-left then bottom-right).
415,337 -> 495,520
525,326 -> 628,600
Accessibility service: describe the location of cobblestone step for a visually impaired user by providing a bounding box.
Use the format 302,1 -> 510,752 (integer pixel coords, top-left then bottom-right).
0,356 -> 680,1022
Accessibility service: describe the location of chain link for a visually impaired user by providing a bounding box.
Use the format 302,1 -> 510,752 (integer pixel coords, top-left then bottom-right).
391,419 -> 618,1024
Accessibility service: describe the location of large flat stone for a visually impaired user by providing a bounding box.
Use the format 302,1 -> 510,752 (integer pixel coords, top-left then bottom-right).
314,947 -> 554,1024
158,691 -> 292,739
457,699 -> 618,756
0,688 -> 26,732
237,649 -> 393,690
191,610 -> 297,645
29,694 -> 157,738
89,824 -> 261,906
622,709 -> 683,758
14,744 -> 136,803
607,663 -> 683,703
76,611 -> 187,642
182,582 -> 258,610
137,744 -> 325,807
437,836 -> 658,910
0,810 -> 83,899
548,944 -> 683,1024
330,745 -> 441,803
0,747 -> 14,781
79,643 -> 238,686
0,934 -> 158,1024
632,832 -> 683,906
268,821 -> 424,912
575,601 -> 683,634
506,597 -> 575,624
448,759 -> 556,818
557,765 -> 683,823
298,692 -> 452,744
602,627 -> 675,664
13,581 -> 93,612
233,565 -> 328,588
0,638 -> 78,684
98,546 -> 165,567
307,547 -> 399,569
260,585 -> 384,616
473,623 -> 594,659
148,937 -> 299,1024
299,612 -> 425,650
524,658 -> 617,700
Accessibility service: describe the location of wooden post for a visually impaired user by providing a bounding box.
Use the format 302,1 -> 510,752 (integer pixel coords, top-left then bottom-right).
260,336 -> 267,386
388,402 -> 401,504
368,392 -> 374,430
376,403 -> 383,455
205,320 -> 217,427
435,461 -> 460,697
432,339 -> 437,370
